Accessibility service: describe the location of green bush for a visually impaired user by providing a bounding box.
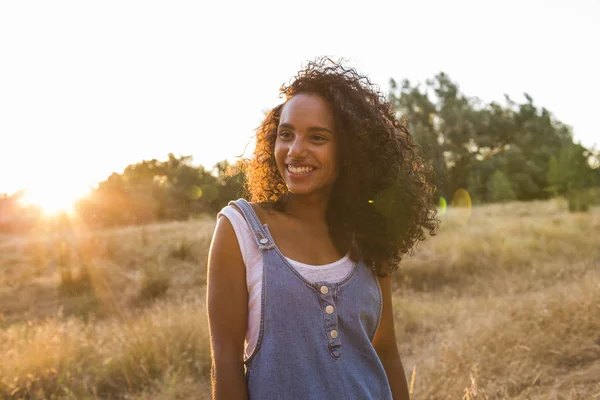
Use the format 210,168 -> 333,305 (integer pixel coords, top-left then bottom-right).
487,170 -> 516,203
567,189 -> 594,212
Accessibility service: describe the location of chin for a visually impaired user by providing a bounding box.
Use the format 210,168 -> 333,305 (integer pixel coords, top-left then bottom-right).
286,183 -> 333,197
286,185 -> 313,195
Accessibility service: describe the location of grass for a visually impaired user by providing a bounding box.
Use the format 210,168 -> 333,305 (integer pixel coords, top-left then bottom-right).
137,259 -> 172,303
0,200 -> 598,399
0,298 -> 210,399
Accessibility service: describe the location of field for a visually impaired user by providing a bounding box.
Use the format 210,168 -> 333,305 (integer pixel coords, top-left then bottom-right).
0,199 -> 599,399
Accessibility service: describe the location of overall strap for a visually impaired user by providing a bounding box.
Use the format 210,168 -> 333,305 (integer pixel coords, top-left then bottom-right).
228,199 -> 275,251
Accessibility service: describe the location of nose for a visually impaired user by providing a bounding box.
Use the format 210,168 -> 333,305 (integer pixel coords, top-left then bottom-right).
288,137 -> 308,159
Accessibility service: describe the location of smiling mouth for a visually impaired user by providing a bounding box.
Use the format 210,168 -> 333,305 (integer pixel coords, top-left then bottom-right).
286,165 -> 316,175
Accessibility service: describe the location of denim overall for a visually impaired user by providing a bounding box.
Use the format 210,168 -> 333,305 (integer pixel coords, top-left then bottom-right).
231,199 -> 393,400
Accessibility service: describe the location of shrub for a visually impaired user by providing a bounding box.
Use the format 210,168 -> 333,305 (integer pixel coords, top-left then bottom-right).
138,262 -> 171,302
487,170 -> 516,203
169,239 -> 194,261
57,242 -> 93,296
567,189 -> 593,212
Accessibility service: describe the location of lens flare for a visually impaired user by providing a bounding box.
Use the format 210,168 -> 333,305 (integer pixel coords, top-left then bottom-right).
438,196 -> 447,216
188,185 -> 203,199
19,186 -> 86,216
451,189 -> 472,208
451,189 -> 472,224
200,184 -> 219,202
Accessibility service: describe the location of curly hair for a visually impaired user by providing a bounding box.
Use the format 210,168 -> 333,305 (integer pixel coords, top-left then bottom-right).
244,57 -> 439,276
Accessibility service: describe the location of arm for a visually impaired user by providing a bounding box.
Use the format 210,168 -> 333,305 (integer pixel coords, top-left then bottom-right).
206,215 -> 249,400
372,272 -> 410,400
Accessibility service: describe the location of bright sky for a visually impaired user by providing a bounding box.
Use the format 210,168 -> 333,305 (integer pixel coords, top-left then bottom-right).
1,0 -> 598,203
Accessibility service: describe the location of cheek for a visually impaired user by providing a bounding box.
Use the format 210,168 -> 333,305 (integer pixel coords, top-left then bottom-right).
328,147 -> 341,181
323,145 -> 339,171
274,141 -> 287,167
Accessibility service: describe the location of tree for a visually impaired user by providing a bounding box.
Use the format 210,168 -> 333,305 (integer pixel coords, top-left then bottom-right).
389,72 -> 583,204
75,154 -> 232,228
487,170 -> 516,203
547,143 -> 595,194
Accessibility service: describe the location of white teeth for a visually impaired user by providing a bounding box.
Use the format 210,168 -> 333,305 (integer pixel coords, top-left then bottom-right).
287,165 -> 315,174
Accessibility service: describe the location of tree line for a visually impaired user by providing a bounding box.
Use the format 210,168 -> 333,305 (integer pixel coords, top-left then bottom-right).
1,72 -> 598,233
73,154 -> 244,228
389,73 -> 599,204
0,155 -> 245,233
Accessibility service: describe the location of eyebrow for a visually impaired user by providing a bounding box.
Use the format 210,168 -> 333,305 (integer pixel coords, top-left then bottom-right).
278,123 -> 334,134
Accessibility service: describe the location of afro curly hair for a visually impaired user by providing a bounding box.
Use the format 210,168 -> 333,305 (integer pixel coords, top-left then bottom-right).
244,57 -> 439,276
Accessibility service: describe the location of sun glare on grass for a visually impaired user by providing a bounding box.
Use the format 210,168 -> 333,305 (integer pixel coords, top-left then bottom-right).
20,184 -> 90,216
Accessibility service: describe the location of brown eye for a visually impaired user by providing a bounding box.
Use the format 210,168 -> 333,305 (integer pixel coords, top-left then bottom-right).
278,130 -> 293,139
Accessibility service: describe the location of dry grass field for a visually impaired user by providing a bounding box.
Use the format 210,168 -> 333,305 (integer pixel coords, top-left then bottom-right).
0,199 -> 598,399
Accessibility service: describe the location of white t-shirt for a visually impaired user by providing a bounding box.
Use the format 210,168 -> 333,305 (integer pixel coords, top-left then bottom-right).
217,205 -> 355,360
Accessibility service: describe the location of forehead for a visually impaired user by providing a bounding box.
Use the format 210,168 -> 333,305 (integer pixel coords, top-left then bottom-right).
279,93 -> 335,128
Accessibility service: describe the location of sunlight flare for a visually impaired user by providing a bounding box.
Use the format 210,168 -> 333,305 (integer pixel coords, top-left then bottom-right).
19,183 -> 90,216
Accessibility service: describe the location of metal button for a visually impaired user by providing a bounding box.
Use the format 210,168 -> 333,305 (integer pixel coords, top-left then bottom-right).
325,305 -> 334,314
320,286 -> 329,295
330,329 -> 338,339
259,238 -> 268,244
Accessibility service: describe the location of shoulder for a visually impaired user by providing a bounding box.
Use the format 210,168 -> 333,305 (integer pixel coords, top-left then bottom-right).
217,199 -> 281,229
214,202 -> 251,247
211,212 -> 241,254
216,203 -> 253,254
248,201 -> 280,224
218,203 -> 243,220
217,199 -> 258,223
218,199 -> 267,216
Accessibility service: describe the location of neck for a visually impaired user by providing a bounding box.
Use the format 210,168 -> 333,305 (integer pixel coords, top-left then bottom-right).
281,192 -> 330,224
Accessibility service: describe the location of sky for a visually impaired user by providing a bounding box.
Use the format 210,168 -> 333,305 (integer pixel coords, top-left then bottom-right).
1,0 -> 598,202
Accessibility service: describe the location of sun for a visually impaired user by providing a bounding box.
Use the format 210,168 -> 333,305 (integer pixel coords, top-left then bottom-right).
20,183 -> 90,216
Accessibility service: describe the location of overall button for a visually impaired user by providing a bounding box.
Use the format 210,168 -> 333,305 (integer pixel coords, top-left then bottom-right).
330,330 -> 338,339
325,305 -> 334,314
259,238 -> 269,244
320,286 -> 329,295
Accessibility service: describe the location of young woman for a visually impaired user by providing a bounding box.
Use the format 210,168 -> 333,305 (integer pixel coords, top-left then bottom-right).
207,58 -> 438,400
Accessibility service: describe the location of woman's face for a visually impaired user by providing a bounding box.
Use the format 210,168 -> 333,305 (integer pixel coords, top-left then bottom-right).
275,93 -> 339,197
